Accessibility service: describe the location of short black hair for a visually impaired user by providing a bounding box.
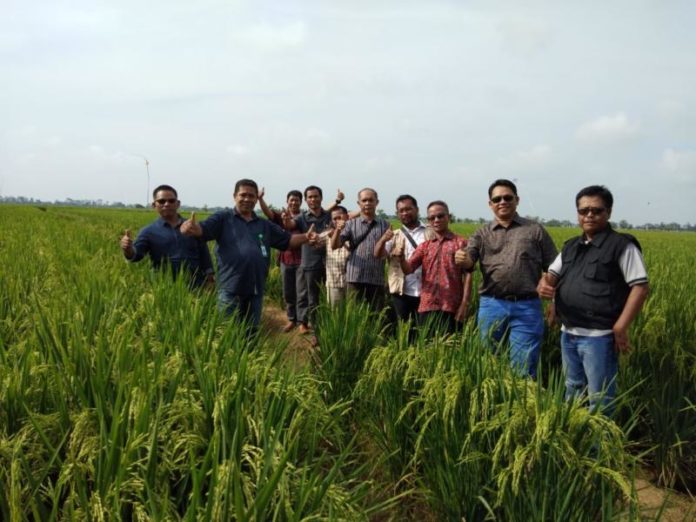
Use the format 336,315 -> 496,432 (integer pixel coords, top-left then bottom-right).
304,185 -> 323,198
395,194 -> 418,208
287,190 -> 302,201
427,200 -> 449,213
331,205 -> 348,215
575,185 -> 614,210
488,179 -> 518,199
152,184 -> 178,199
234,179 -> 258,195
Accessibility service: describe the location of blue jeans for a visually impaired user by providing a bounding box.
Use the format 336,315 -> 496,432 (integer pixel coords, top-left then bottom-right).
561,331 -> 617,415
477,296 -> 544,378
218,289 -> 263,331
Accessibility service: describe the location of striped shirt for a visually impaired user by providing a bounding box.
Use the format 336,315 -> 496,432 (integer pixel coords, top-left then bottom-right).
323,234 -> 350,288
340,216 -> 390,286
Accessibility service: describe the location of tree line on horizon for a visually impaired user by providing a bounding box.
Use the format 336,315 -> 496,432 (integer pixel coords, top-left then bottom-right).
1,194 -> 693,232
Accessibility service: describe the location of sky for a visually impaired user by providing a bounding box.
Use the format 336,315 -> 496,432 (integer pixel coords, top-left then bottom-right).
2,0 -> 695,225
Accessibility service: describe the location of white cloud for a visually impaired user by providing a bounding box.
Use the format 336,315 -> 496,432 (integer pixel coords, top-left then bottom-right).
497,15 -> 551,55
661,148 -> 696,183
226,144 -> 249,156
575,113 -> 640,143
497,144 -> 553,170
236,21 -> 307,50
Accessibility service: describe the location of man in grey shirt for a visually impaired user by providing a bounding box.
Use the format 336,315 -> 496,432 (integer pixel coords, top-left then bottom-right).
456,179 -> 557,378
333,188 -> 390,310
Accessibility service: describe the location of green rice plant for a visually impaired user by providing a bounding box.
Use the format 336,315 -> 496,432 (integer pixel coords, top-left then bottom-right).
313,296 -> 388,405
357,324 -> 637,521
0,205 -> 397,520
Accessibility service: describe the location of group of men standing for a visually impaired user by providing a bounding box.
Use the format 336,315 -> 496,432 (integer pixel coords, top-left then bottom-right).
120,178 -> 649,415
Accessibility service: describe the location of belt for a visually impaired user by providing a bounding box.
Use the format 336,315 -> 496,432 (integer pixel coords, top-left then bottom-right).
490,293 -> 538,302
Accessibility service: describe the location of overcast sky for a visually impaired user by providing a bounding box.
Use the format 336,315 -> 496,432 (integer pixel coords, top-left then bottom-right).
2,0 -> 695,224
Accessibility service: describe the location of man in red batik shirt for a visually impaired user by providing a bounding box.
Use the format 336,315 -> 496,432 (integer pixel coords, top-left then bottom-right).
399,200 -> 473,335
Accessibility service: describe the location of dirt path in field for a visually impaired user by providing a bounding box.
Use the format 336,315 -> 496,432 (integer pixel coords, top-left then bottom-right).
261,304 -> 695,520
634,473 -> 694,521
260,304 -> 316,368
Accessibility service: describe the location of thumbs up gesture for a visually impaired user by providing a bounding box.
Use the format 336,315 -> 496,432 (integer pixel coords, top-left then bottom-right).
335,188 -> 345,203
306,223 -> 318,245
381,224 -> 394,243
454,248 -> 472,269
181,212 -> 202,237
120,229 -> 134,258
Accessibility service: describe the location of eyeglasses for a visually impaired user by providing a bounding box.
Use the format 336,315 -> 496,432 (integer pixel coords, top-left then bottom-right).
155,198 -> 177,205
577,207 -> 606,216
490,194 -> 515,204
427,212 -> 448,222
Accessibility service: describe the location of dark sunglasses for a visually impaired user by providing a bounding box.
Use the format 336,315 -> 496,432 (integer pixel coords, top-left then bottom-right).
155,198 -> 177,205
577,207 -> 606,216
490,194 -> 515,204
427,212 -> 448,222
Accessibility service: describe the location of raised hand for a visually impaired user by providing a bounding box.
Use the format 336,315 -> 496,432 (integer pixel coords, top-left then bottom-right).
336,188 -> 345,203
381,224 -> 394,243
536,273 -> 556,300
306,223 -> 318,245
120,229 -> 134,257
454,248 -> 472,269
181,212 -> 202,237
259,187 -> 266,200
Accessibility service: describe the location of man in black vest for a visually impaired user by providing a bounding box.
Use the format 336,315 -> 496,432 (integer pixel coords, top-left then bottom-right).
537,185 -> 649,415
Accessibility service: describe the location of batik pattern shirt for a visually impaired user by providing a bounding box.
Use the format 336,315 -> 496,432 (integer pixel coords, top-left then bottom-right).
406,232 -> 467,314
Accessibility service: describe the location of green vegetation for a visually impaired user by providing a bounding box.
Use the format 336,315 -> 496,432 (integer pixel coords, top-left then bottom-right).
0,205 -> 694,520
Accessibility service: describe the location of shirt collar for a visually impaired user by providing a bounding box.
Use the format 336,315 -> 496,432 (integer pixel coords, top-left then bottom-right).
233,207 -> 259,221
157,215 -> 184,228
431,230 -> 455,242
582,225 -> 612,247
490,213 -> 525,230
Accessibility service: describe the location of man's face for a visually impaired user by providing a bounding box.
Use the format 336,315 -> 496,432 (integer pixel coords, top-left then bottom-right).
331,209 -> 347,227
305,189 -> 322,211
577,195 -> 611,237
358,190 -> 378,217
426,204 -> 449,234
287,195 -> 302,214
152,190 -> 180,219
488,185 -> 519,221
396,199 -> 419,228
234,184 -> 258,215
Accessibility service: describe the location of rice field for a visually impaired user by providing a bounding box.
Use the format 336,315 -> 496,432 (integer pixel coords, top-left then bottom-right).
0,204 -> 694,521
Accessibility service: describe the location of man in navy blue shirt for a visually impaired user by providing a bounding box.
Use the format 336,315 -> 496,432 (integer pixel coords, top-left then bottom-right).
120,184 -> 214,289
182,179 -> 316,330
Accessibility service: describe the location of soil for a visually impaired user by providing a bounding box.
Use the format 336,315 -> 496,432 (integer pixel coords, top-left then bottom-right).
260,303 -> 317,369
633,471 -> 695,521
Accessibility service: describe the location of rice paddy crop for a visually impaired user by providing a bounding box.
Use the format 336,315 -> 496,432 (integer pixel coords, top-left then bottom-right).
1,205 -> 694,520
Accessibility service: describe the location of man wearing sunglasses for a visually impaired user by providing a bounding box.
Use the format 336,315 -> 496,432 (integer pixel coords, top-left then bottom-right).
537,185 -> 649,414
120,184 -> 214,289
455,179 -> 557,378
398,201 -> 473,335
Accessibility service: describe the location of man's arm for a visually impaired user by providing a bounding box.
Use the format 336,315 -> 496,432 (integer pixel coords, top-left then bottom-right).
325,189 -> 345,213
257,187 -> 276,221
374,226 -> 394,258
455,270 -> 474,322
288,224 -> 316,249
613,283 -> 649,353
